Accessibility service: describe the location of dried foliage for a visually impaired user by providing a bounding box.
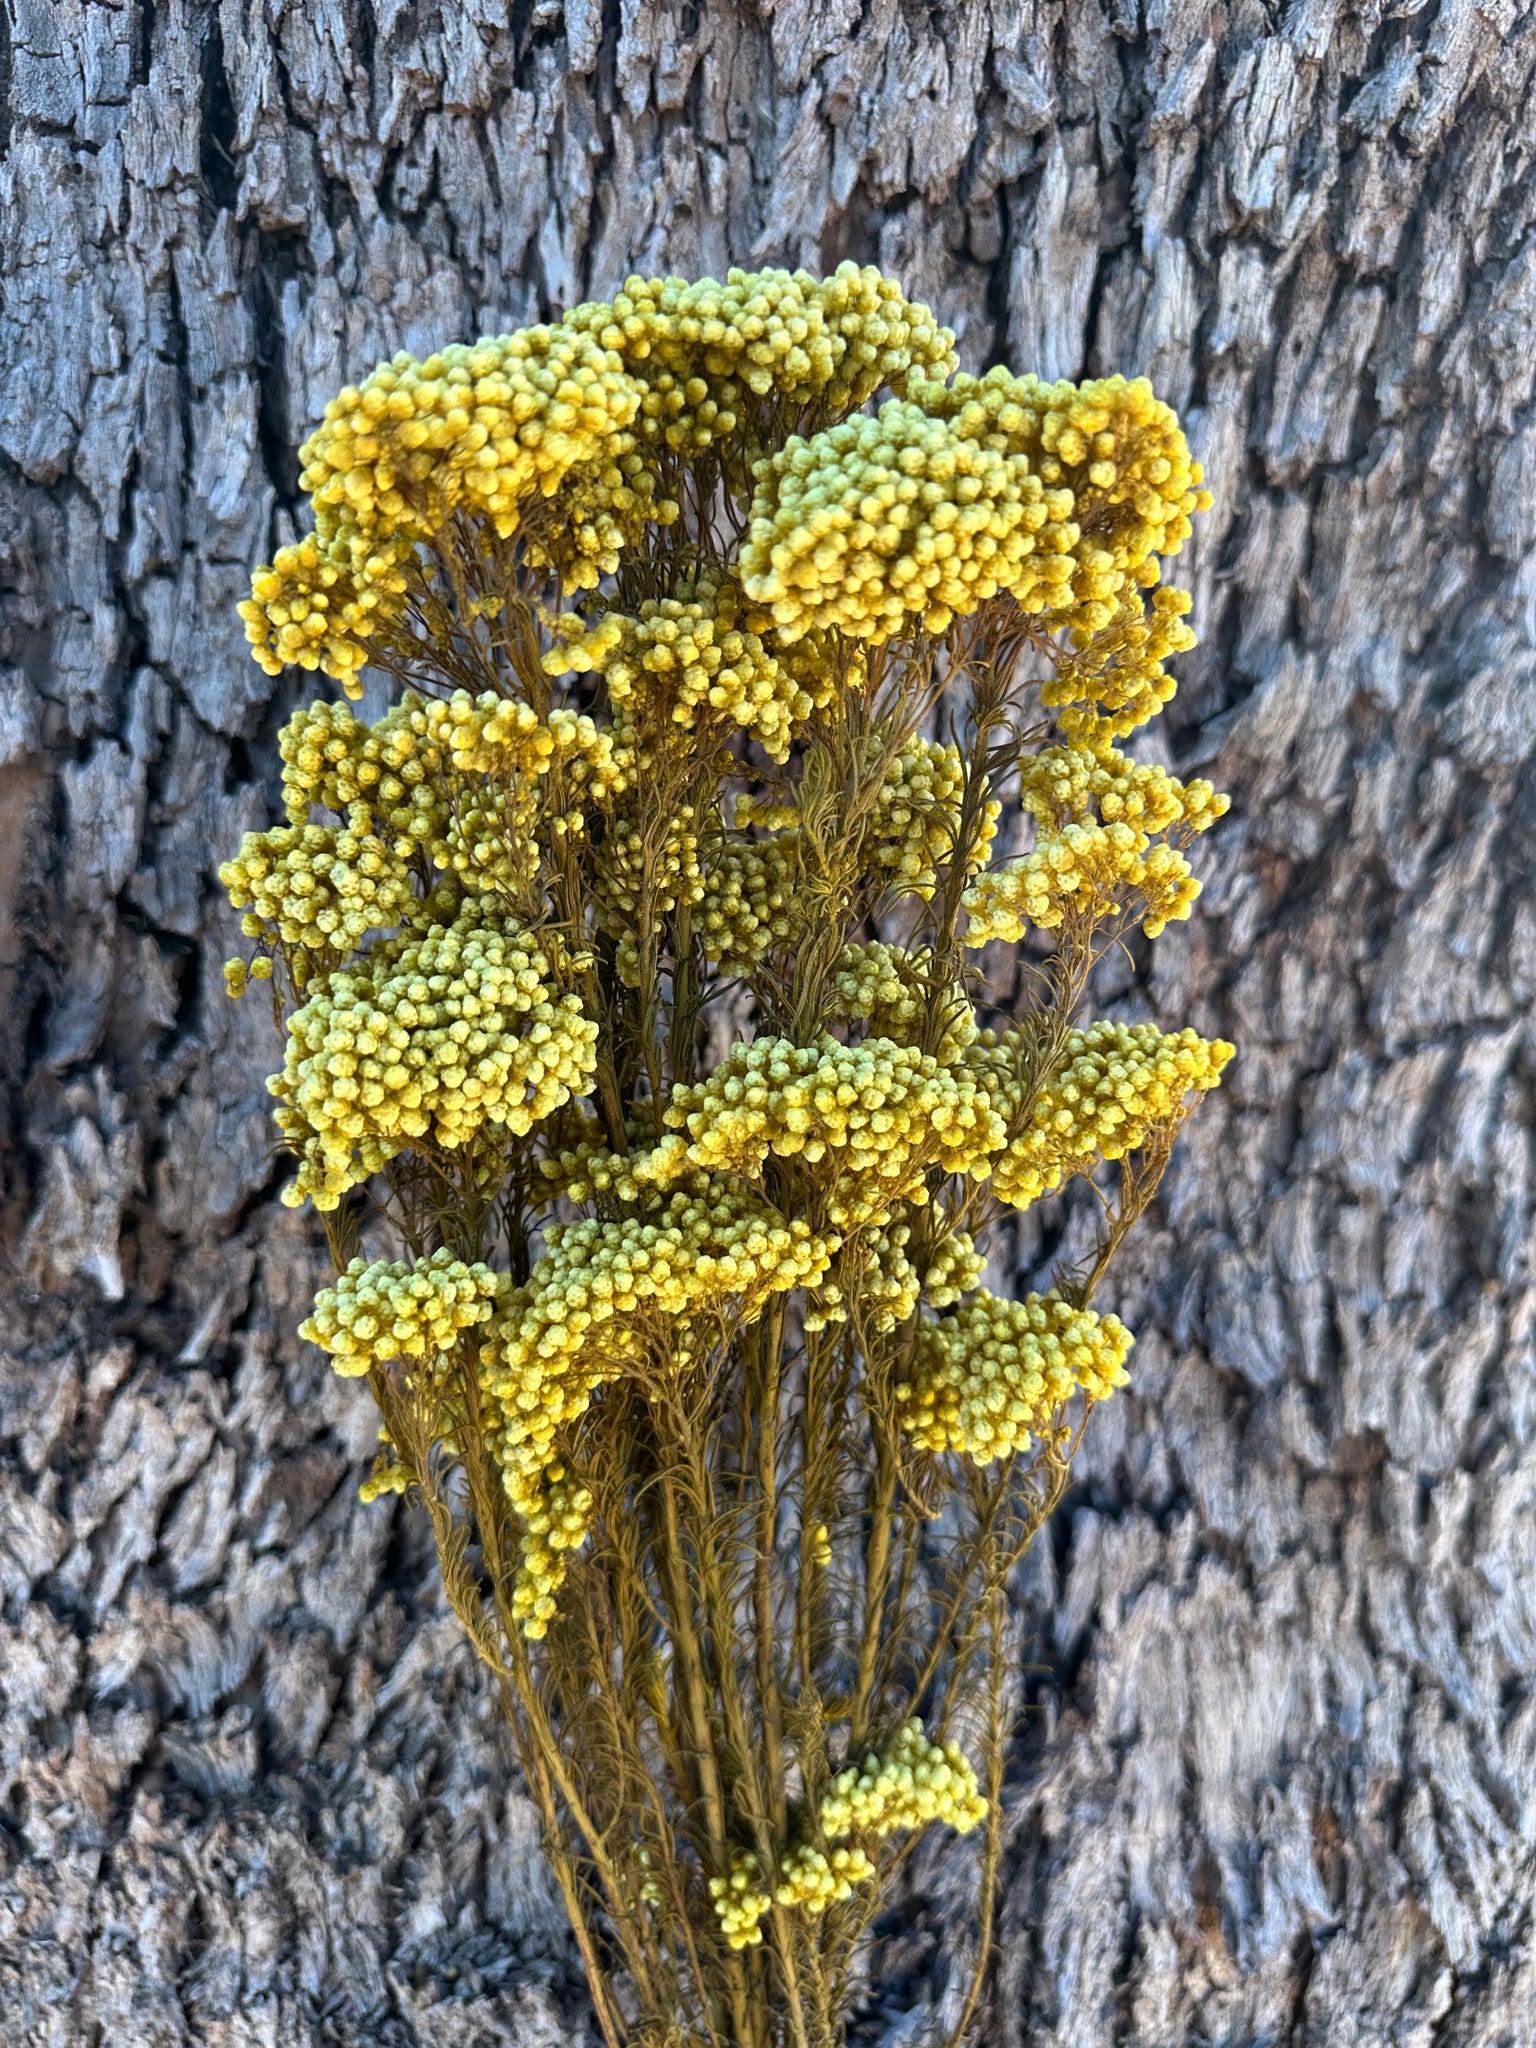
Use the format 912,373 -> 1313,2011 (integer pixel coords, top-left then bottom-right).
221,266 -> 1232,2048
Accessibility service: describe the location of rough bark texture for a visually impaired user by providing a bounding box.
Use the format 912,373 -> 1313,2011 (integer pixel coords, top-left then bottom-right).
2,3 -> 1534,2043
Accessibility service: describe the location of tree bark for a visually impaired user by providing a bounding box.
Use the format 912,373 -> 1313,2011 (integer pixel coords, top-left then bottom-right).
2,3 -> 1533,2043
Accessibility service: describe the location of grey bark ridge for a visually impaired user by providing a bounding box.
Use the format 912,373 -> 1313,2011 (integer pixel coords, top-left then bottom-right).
2,3 -> 1534,2044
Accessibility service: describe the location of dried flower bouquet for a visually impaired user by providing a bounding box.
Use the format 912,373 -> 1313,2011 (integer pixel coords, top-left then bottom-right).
221,265 -> 1232,2048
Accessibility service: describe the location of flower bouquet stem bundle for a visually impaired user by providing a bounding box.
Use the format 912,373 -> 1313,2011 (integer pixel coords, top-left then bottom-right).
222,266 -> 1233,2048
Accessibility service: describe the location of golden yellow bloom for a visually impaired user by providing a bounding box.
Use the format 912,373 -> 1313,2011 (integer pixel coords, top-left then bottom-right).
709,1851 -> 774,1950
419,691 -> 625,790
546,570 -> 830,764
735,736 -> 995,902
277,692 -> 453,857
908,367 -> 1212,634
819,1719 -> 987,1839
832,942 -> 977,1060
650,1035 -> 1004,1230
223,954 -> 273,997
963,823 -> 1199,942
1044,584 -> 1200,746
301,1249 -> 508,1377
743,365 -> 1208,645
967,1020 -> 1233,1209
813,1218 -> 983,1335
564,263 -> 955,461
895,1287 -> 1132,1461
717,1720 -> 982,1945
272,906 -> 597,1210
921,1226 -> 985,1308
224,270 -> 1234,2044
864,734 -> 997,895
239,328 -> 650,681
962,741 -> 1228,943
696,832 -> 803,977
220,822 -> 414,958
776,1843 -> 876,1914
481,1177 -> 832,1632
510,1460 -> 598,1635
739,400 -> 1078,642
357,1428 -> 413,1503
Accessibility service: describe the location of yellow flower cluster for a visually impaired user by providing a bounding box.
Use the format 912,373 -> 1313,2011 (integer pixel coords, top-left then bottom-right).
967,1020 -> 1234,1209
481,1180 -> 832,1632
963,743 -> 1228,943
595,811 -> 704,925
239,327 -> 651,683
531,1127 -> 654,1206
740,399 -> 1078,642
922,1226 -> 985,1307
697,834 -> 802,977
300,1250 -> 508,1377
546,572 -> 830,763
808,1223 -> 917,1335
492,1182 -> 831,1390
512,1460 -> 596,1636
741,365 -> 1209,645
419,691 -> 627,791
223,955 -> 274,998
734,737 -> 993,901
713,1720 -> 982,1947
410,694 -> 629,889
279,696 -> 376,820
238,530 -> 403,691
1043,585 -> 1199,745
819,1720 -> 987,1841
272,906 -> 597,1209
1019,744 -> 1228,839
220,822 -> 413,960
895,1288 -> 1132,1461
709,1852 -> 775,1950
650,1035 -> 1004,1230
963,823 -> 1200,943
359,1428 -> 412,1503
564,264 -> 955,460
908,369 -> 1211,633
278,694 -> 450,856
832,943 -> 978,1060
866,735 -> 996,896
775,1843 -> 876,1916
814,1220 -> 984,1335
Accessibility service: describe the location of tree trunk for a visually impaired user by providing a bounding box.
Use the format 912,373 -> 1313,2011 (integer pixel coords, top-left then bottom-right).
3,3 -> 1533,2042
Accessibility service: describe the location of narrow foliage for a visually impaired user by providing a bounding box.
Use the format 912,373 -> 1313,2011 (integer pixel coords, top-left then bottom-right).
222,265 -> 1233,2048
